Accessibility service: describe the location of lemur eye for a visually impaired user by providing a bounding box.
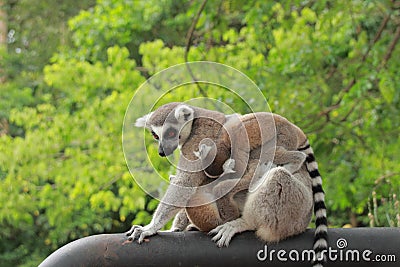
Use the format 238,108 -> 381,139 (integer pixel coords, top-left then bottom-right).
151,131 -> 159,140
165,128 -> 177,139
167,130 -> 176,138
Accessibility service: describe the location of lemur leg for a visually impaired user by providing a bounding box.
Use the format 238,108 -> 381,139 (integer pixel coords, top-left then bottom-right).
208,162 -> 264,247
213,160 -> 269,223
183,158 -> 240,232
210,167 -> 313,246
170,209 -> 200,232
246,167 -> 312,243
185,170 -> 247,231
216,191 -> 241,223
185,192 -> 224,232
170,209 -> 190,232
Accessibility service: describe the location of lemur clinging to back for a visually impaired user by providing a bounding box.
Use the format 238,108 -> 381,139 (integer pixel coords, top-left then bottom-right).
175,111 -> 310,233
172,144 -> 308,233
130,102 -> 327,267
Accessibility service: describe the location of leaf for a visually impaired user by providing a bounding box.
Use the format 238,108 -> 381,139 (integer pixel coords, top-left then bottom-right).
379,75 -> 396,104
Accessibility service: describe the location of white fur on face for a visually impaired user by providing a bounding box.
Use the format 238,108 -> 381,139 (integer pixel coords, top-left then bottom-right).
151,126 -> 163,139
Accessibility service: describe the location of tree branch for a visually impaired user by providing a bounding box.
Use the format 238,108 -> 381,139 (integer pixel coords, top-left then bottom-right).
374,172 -> 400,185
184,0 -> 208,97
379,24 -> 400,70
319,12 -> 393,118
185,0 -> 207,61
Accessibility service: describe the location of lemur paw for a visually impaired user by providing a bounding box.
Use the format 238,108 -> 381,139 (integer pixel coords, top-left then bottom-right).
193,144 -> 213,159
126,225 -> 157,243
209,223 -> 236,247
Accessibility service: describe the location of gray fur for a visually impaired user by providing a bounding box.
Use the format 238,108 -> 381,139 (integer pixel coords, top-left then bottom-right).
210,166 -> 313,246
128,102 -> 327,267
127,102 -> 227,240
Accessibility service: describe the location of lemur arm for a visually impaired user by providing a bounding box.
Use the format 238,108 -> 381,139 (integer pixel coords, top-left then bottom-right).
127,170 -> 205,242
126,191 -> 182,243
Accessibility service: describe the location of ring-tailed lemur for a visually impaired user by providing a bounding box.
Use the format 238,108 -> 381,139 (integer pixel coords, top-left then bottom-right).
129,102 -> 327,267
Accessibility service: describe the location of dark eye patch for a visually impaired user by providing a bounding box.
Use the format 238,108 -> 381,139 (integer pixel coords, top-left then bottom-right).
151,130 -> 159,140
165,128 -> 177,139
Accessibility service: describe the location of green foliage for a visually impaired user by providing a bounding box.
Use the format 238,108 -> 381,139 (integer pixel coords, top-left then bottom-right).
68,0 -> 193,61
1,0 -> 399,266
1,45 -> 147,266
4,0 -> 95,74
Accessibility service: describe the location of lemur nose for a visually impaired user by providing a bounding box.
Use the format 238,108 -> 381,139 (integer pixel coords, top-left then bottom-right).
158,146 -> 166,157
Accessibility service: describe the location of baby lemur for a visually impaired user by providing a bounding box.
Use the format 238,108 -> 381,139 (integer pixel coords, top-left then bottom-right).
171,145 -> 307,232
129,102 -> 327,267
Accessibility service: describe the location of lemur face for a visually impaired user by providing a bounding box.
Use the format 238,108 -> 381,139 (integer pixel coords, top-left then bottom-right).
150,124 -> 179,156
135,104 -> 194,157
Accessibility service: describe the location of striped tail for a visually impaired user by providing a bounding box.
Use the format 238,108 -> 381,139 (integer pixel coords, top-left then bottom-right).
298,141 -> 328,267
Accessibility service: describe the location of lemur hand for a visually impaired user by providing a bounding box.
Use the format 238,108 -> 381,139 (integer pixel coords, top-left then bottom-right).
126,224 -> 157,243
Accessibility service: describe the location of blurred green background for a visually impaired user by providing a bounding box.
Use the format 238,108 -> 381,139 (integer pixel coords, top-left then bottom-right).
0,0 -> 399,266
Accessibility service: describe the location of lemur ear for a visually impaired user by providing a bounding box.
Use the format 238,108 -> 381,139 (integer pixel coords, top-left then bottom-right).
135,112 -> 153,128
174,105 -> 194,123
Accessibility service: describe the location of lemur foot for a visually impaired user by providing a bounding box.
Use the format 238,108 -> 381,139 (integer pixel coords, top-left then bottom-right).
126,224 -> 157,243
209,223 -> 237,247
209,218 -> 250,247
